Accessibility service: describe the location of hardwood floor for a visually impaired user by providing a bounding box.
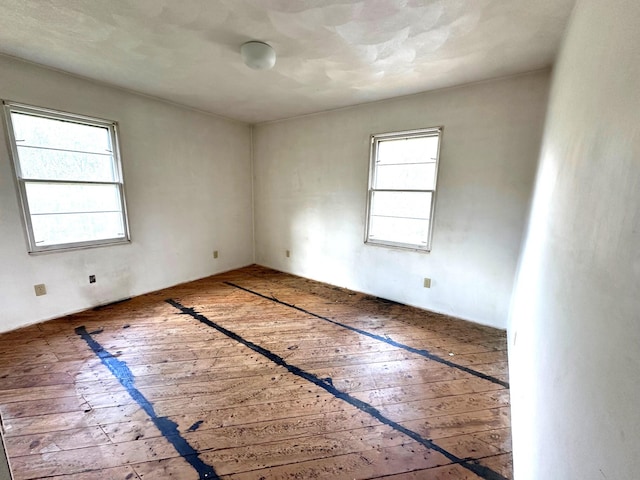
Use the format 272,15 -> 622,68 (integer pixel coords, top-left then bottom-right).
0,265 -> 512,479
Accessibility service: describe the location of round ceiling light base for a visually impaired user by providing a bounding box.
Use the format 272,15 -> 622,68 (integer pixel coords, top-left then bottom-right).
241,41 -> 276,70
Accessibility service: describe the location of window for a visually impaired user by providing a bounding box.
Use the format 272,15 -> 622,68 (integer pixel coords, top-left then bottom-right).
365,127 -> 442,251
3,101 -> 130,253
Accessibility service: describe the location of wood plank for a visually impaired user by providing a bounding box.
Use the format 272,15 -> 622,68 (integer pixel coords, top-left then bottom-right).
369,464 -> 483,479
222,443 -> 456,480
0,395 -> 90,419
404,407 -> 511,440
473,427 -> 512,453
101,409 -> 380,445
43,466 -> 140,480
9,437 -> 182,479
5,425 -> 110,456
478,453 -> 514,478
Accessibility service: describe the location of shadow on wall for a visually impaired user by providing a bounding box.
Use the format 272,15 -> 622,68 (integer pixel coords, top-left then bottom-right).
0,430 -> 13,480
286,203 -> 363,289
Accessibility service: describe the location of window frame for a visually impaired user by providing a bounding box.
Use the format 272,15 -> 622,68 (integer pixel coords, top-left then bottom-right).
364,127 -> 443,252
2,101 -> 131,254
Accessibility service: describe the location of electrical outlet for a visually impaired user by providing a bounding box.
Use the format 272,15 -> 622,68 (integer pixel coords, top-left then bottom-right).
89,275 -> 96,284
213,250 -> 219,259
286,250 -> 290,258
34,284 -> 47,296
423,278 -> 432,288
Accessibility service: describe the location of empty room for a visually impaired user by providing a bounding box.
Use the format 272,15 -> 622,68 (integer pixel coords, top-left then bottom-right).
0,1 -> 639,479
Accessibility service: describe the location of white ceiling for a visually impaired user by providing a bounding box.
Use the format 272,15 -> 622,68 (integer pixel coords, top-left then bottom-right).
0,0 -> 575,124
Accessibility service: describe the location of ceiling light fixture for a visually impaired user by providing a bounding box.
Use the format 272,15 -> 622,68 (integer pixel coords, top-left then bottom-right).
240,41 -> 276,70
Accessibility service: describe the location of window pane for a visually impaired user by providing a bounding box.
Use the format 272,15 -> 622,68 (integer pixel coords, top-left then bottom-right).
367,129 -> 441,250
370,191 -> 432,220
5,103 -> 129,251
377,135 -> 439,165
374,162 -> 437,190
368,216 -> 430,247
31,212 -> 125,246
10,112 -> 112,155
25,182 -> 122,215
17,146 -> 116,182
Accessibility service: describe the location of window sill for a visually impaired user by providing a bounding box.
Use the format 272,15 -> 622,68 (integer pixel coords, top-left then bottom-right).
28,238 -> 131,255
365,239 -> 431,253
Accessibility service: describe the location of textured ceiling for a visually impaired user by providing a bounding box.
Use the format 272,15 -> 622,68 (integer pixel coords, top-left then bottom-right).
0,0 -> 575,124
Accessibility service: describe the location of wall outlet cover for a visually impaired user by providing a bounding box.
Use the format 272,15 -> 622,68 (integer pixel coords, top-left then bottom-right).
34,284 -> 47,296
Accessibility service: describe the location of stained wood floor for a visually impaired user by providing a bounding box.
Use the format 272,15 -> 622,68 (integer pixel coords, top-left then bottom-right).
0,265 -> 512,480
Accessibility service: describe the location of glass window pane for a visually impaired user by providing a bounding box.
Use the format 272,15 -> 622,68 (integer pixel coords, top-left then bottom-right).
368,216 -> 430,247
367,129 -> 440,250
374,162 -> 437,190
17,146 -> 116,182
25,182 -> 122,215
370,191 -> 432,220
5,103 -> 129,251
377,135 -> 439,165
31,211 -> 125,246
10,112 -> 112,155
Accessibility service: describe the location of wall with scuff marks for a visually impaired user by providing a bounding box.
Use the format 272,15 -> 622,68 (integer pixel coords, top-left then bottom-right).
509,0 -> 640,478
253,71 -> 549,329
0,55 -> 253,332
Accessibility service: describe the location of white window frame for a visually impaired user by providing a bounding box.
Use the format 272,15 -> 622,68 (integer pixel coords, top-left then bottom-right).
3,101 -> 130,253
365,127 -> 442,252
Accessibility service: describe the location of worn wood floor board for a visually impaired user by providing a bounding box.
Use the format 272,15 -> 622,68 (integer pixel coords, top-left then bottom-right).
169,284 -> 507,384
5,425 -> 111,457
221,273 -> 489,333
0,395 -> 90,420
40,466 -> 141,480
367,464 -> 483,479
231,268 -> 507,347
136,441 -> 451,480
222,443 -> 456,480
477,453 -> 514,477
101,408 -> 381,446
0,265 -> 511,479
402,406 -> 511,441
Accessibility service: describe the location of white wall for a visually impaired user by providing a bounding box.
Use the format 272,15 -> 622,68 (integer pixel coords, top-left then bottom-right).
0,55 -> 254,332
253,71 -> 549,329
0,431 -> 11,480
509,1 -> 640,478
